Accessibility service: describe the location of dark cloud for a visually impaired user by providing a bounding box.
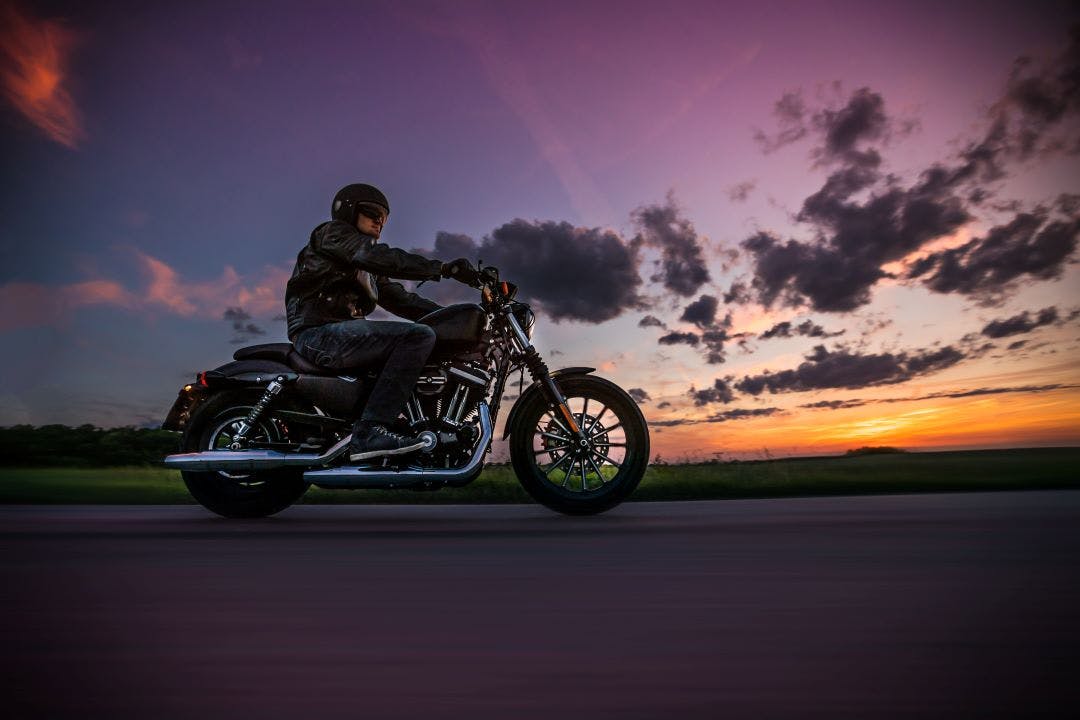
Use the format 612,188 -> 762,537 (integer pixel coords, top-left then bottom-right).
727,180 -> 756,202
759,318 -> 845,340
1007,340 -> 1027,350
632,194 -> 711,297
415,223 -> 644,323
741,150 -> 971,312
651,407 -> 782,427
223,306 -> 266,344
799,383 -> 1076,410
409,232 -> 486,306
657,308 -> 734,364
658,331 -> 699,347
814,87 -> 890,166
722,281 -> 751,305
627,388 -> 651,404
223,307 -> 250,322
700,328 -> 732,365
688,377 -> 735,406
271,314 -> 287,323
999,26 -> 1080,160
679,295 -> 718,329
916,28 -> 1080,201
735,343 -> 965,396
801,399 -> 867,409
754,86 -> 908,166
638,314 -> 667,329
740,30 -> 1080,314
656,401 -> 672,409
910,211 -> 1079,303
981,306 -> 1059,338
1058,193 -> 1080,216
912,383 -> 1075,400
431,230 -> 477,259
753,91 -> 809,153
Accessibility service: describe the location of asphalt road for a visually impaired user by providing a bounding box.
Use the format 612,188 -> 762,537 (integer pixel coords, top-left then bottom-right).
2,491 -> 1079,719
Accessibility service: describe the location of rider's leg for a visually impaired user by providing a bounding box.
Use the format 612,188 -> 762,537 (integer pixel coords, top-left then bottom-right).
295,319 -> 437,459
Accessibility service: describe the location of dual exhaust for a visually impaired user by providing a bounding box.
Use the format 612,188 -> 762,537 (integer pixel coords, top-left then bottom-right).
164,404 -> 492,489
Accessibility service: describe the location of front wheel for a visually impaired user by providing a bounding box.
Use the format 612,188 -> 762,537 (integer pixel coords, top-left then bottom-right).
509,375 -> 650,515
180,391 -> 309,518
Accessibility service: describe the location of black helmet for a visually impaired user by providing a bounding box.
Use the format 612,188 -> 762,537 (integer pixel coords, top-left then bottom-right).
331,183 -> 390,225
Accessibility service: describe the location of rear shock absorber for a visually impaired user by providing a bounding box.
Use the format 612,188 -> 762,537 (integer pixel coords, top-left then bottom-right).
230,376 -> 287,450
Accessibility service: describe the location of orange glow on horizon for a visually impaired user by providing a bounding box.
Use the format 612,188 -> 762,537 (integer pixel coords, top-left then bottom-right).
647,386 -> 1080,460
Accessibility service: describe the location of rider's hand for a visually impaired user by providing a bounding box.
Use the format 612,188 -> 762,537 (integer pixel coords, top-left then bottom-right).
441,258 -> 481,286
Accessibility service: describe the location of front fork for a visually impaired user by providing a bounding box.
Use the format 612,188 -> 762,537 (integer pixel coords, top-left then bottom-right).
504,310 -> 586,441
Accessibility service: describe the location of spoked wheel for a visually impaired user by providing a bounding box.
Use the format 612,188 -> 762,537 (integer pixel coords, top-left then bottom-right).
510,375 -> 649,515
180,391 -> 309,518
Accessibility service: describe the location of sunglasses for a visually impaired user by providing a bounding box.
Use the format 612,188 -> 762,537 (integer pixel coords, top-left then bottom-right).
356,203 -> 389,225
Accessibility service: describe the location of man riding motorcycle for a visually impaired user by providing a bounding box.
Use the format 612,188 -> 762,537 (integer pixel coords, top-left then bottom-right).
285,183 -> 478,462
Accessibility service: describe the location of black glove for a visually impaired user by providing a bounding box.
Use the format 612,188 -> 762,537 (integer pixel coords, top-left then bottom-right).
441,258 -> 481,286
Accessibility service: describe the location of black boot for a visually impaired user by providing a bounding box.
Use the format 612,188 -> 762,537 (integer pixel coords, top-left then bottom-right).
349,421 -> 427,462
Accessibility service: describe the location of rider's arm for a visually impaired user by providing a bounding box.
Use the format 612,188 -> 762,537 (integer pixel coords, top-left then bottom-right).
314,221 -> 443,281
375,276 -> 442,321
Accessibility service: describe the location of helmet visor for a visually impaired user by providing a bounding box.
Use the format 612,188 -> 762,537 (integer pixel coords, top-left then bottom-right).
355,202 -> 389,225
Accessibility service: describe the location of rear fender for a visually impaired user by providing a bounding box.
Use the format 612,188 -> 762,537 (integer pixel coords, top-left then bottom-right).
203,359 -> 297,386
500,367 -> 595,439
161,359 -> 297,432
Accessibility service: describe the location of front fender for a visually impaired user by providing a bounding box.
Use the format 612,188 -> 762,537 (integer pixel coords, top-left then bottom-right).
501,367 -> 595,439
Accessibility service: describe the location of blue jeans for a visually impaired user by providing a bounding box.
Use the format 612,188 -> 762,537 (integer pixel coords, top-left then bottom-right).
295,319 -> 437,425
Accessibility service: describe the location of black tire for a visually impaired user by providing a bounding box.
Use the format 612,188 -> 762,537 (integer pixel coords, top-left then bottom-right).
180,391 -> 309,518
509,375 -> 649,515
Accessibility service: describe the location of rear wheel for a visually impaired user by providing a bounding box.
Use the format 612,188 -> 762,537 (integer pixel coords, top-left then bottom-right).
509,375 -> 649,515
180,391 -> 309,518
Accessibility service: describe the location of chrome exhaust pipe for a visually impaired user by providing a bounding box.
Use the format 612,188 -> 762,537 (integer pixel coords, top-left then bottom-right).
164,435 -> 352,472
304,403 -> 492,489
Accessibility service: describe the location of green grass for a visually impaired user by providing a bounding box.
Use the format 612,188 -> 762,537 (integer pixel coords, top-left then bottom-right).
633,447 -> 1079,501
0,447 -> 1076,504
0,466 -> 195,504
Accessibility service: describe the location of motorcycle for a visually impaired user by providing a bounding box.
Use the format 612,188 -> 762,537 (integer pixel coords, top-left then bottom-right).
162,264 -> 650,517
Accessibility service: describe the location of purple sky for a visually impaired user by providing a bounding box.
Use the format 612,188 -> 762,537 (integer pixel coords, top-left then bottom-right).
2,0 -> 1078,457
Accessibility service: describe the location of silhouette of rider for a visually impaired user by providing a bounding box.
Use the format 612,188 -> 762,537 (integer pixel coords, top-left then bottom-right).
285,183 -> 477,461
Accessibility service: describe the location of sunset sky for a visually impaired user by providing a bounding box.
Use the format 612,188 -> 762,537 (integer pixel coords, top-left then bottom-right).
2,0 -> 1078,460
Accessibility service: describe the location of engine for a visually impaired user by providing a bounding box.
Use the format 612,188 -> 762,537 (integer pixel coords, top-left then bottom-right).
402,359 -> 492,462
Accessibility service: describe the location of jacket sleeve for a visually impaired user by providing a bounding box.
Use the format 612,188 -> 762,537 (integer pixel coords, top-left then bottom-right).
376,276 -> 442,321
313,221 -> 443,281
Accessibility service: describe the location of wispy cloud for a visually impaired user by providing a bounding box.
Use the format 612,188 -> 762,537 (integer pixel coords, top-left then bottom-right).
799,383 -> 1080,410
0,252 -> 290,332
0,280 -> 135,332
0,2 -> 84,148
135,250 -> 288,317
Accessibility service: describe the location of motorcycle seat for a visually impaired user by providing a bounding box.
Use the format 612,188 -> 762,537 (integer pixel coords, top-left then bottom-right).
232,343 -> 336,375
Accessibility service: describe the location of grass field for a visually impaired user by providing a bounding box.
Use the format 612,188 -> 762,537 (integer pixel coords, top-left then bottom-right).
0,447 -> 1075,504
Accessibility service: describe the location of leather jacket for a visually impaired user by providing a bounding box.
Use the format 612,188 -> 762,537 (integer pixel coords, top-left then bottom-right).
285,220 -> 444,341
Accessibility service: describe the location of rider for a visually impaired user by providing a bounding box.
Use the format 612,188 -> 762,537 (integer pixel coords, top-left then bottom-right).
285,183 -> 478,462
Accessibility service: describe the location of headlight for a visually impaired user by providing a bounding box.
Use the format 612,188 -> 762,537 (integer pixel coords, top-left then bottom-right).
512,303 -> 535,339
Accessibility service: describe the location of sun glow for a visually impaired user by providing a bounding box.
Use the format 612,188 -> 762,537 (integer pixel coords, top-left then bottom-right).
647,386 -> 1080,461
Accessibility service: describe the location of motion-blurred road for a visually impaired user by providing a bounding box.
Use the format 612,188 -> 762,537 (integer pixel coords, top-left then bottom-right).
3,491 -> 1078,719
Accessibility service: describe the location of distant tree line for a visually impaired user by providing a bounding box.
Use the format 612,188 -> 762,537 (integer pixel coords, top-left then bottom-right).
0,425 -> 179,467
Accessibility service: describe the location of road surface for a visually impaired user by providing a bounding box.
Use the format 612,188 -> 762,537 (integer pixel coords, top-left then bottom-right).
2,491 -> 1078,718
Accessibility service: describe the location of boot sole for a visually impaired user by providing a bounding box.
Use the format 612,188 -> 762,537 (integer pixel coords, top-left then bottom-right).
349,439 -> 428,462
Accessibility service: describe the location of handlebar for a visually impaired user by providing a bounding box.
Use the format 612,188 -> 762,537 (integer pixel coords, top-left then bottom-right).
471,262 -> 518,305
